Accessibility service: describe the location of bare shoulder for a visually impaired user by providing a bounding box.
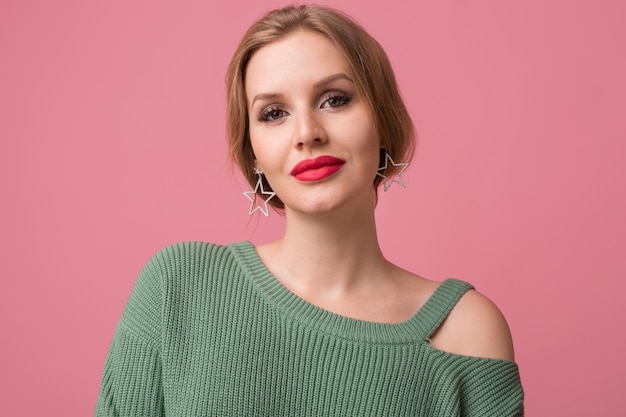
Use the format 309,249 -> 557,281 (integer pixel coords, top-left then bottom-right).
429,287 -> 515,361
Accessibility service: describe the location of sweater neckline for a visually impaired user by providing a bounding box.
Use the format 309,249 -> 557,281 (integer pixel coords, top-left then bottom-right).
228,241 -> 472,344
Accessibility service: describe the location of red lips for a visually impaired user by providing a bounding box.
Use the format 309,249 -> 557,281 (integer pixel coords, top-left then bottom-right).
291,155 -> 345,182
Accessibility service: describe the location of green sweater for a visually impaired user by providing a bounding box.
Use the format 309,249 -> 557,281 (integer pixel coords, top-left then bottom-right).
95,241 -> 523,416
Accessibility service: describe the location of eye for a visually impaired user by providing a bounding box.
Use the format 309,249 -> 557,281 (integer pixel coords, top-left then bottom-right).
259,107 -> 288,122
321,94 -> 352,109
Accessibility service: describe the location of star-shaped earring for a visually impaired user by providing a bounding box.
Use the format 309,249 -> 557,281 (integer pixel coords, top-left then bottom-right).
377,152 -> 409,192
243,168 -> 276,216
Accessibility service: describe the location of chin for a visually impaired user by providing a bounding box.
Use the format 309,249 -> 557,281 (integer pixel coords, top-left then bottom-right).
288,202 -> 339,215
280,182 -> 376,214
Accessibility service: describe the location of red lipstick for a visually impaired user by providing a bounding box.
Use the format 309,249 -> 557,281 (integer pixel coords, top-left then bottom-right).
291,155 -> 345,182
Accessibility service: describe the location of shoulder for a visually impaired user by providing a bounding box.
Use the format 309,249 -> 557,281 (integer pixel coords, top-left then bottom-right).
130,241 -> 232,297
140,241 -> 233,275
121,241 -> 233,327
147,241 -> 225,264
429,286 -> 515,361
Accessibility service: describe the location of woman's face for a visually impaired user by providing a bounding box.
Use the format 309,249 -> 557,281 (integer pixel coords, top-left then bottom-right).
245,30 -> 380,215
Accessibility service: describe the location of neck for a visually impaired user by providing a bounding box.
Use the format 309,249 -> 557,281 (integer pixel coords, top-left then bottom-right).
258,195 -> 390,295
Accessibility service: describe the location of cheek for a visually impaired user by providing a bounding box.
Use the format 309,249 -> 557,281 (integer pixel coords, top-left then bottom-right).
249,136 -> 279,172
352,122 -> 380,159
348,108 -> 379,144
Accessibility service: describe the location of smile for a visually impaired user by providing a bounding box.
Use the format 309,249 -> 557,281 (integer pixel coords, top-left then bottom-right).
291,155 -> 345,182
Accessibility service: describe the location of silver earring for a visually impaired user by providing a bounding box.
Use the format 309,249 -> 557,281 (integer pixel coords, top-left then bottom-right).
243,168 -> 276,216
377,151 -> 409,192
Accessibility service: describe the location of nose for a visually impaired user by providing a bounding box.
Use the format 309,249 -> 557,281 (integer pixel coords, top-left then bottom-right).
293,110 -> 327,149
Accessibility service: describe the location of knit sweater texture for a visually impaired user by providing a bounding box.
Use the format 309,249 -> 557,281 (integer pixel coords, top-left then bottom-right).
95,241 -> 524,416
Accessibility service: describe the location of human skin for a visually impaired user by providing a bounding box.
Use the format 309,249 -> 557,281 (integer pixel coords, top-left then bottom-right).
246,30 -> 381,217
245,29 -> 514,361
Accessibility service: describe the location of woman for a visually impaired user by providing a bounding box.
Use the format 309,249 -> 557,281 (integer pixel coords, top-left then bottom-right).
95,5 -> 523,416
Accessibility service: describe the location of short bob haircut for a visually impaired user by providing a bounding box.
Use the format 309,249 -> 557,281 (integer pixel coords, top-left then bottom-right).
226,4 -> 415,210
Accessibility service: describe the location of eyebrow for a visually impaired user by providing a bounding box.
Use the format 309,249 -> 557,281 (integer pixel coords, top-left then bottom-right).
314,73 -> 354,88
250,73 -> 354,108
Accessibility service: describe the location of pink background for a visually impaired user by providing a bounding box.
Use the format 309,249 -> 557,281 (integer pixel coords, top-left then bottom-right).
1,1 -> 625,415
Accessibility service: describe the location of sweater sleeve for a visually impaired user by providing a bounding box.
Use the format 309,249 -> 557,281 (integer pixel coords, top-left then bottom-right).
460,358 -> 524,417
94,250 -> 167,417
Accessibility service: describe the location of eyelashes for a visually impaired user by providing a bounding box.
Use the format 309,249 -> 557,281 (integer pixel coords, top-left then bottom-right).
258,93 -> 353,122
259,107 -> 286,122
321,94 -> 351,109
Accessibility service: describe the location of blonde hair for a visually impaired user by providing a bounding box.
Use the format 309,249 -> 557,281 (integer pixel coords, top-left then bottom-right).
226,4 -> 415,209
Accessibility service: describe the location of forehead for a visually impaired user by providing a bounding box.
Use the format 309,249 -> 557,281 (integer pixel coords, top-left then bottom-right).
244,30 -> 351,99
